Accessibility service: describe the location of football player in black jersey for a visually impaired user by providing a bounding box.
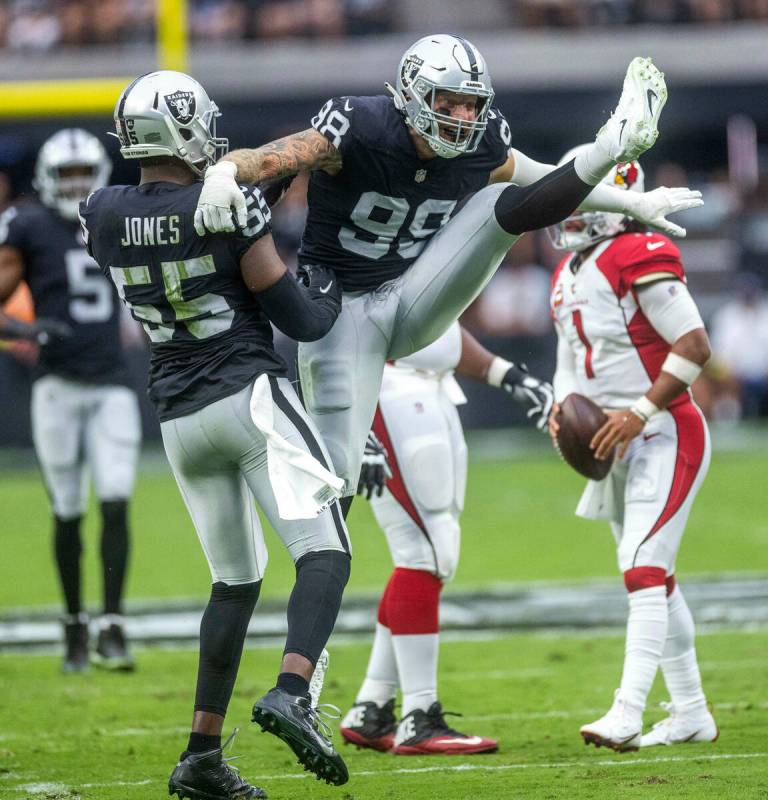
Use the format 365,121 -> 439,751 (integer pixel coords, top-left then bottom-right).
193,35 -> 702,520
81,71 -> 351,798
0,129 -> 140,674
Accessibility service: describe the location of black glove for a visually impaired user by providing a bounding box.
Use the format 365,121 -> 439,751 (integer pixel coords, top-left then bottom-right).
501,363 -> 555,432
357,430 -> 393,500
2,317 -> 72,346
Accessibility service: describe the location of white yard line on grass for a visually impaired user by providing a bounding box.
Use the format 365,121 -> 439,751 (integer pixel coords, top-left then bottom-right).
9,753 -> 767,792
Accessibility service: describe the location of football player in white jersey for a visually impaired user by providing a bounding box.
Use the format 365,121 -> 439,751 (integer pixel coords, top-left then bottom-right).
340,322 -> 553,754
548,148 -> 718,751
192,36 -> 702,521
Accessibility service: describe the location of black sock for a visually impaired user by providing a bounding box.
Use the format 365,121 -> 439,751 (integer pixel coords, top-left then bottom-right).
100,500 -> 129,615
277,672 -> 310,698
54,516 -> 83,616
194,581 -> 261,717
339,495 -> 354,520
284,550 -> 350,665
494,160 -> 596,236
185,731 -> 221,756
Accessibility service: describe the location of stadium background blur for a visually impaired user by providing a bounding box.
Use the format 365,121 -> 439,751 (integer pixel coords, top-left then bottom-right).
0,7 -> 766,798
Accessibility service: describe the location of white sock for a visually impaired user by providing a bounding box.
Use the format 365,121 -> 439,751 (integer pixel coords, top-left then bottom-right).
573,138 -> 614,186
620,585 -> 668,712
355,623 -> 398,707
392,633 -> 439,716
661,586 -> 708,713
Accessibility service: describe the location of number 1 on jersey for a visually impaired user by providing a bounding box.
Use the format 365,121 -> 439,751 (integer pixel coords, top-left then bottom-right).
571,309 -> 595,379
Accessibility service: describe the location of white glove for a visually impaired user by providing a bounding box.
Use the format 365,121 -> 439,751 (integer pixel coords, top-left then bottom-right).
624,186 -> 703,238
193,161 -> 247,236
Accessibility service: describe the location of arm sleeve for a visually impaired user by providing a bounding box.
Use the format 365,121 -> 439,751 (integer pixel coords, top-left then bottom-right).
254,271 -> 340,342
635,279 -> 705,345
229,185 -> 273,257
553,321 -> 579,402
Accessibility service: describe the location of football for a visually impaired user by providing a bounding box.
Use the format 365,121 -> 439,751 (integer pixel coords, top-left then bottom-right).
554,393 -> 614,480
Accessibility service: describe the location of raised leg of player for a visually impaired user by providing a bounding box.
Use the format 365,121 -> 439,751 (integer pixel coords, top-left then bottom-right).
298,289 -> 393,493
580,404 -> 713,751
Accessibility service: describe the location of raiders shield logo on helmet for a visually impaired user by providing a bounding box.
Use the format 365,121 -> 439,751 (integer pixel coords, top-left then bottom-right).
165,90 -> 196,124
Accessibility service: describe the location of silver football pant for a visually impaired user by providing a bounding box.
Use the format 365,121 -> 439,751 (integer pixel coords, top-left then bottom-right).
160,377 -> 350,586
31,374 -> 141,519
299,183 -> 516,493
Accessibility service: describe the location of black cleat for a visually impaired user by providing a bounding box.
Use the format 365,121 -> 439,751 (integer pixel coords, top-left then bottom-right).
92,618 -> 135,671
168,731 -> 266,800
62,616 -> 89,674
252,687 -> 348,786
340,699 -> 396,751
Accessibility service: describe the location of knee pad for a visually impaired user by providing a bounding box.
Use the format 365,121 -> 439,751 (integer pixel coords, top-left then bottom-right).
428,513 -> 461,582
402,436 -> 454,512
624,566 -> 667,593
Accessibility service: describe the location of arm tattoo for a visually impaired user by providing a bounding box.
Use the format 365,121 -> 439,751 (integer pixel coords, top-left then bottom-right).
224,129 -> 342,183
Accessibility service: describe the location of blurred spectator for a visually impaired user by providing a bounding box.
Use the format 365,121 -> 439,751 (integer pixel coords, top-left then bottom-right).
470,236 -> 553,336
251,0 -> 344,39
190,0 -> 247,41
739,176 -> 768,279
6,0 -> 60,50
710,273 -> 768,417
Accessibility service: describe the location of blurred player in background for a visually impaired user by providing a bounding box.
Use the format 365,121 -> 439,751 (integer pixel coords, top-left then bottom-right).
548,148 -> 718,751
341,321 -> 553,754
193,37 -> 699,519
0,129 -> 140,673
82,71 -> 350,797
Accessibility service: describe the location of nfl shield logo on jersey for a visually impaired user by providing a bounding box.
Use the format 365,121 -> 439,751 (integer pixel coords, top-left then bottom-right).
165,91 -> 196,124
414,169 -> 427,183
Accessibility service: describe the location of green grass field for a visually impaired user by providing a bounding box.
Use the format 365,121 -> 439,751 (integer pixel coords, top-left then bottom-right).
1,448 -> 766,799
1,630 -> 766,799
1,449 -> 766,611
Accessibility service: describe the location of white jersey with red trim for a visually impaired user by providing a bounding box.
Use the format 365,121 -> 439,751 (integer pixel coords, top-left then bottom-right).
382,321 -> 466,406
550,232 -> 686,409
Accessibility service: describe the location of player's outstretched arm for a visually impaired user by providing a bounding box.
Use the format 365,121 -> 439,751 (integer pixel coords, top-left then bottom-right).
457,326 -> 554,430
194,130 -> 341,236
240,234 -> 341,341
493,149 -> 702,238
0,245 -> 24,304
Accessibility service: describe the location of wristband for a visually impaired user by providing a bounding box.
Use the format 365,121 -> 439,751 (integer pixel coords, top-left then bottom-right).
487,356 -> 513,388
630,395 -> 660,423
661,352 -> 702,385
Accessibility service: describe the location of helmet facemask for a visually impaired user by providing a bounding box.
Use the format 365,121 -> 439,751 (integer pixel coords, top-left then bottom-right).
388,34 -> 495,159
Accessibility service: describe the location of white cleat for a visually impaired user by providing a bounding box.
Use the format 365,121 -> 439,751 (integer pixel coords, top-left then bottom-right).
597,57 -> 668,162
580,690 -> 642,752
640,702 -> 719,747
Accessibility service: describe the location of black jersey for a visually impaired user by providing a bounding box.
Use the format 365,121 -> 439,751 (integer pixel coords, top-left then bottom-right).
298,95 -> 511,292
80,180 -> 285,422
0,201 -> 129,385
